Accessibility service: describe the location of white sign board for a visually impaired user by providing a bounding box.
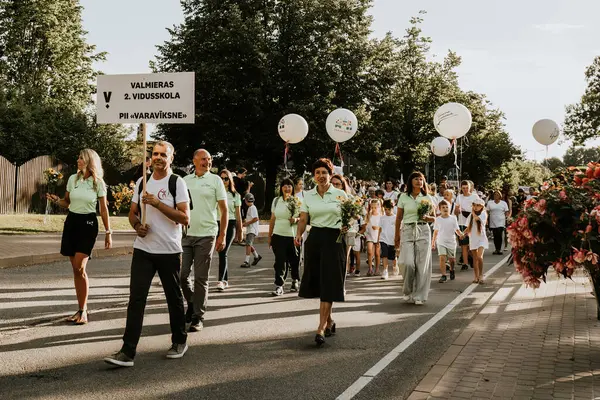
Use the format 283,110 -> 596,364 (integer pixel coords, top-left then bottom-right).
96,72 -> 195,124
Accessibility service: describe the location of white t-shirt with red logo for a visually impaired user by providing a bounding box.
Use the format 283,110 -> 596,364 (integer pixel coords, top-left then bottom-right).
132,173 -> 190,254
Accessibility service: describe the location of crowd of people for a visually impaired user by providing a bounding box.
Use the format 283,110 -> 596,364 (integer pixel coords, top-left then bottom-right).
46,143 -> 534,366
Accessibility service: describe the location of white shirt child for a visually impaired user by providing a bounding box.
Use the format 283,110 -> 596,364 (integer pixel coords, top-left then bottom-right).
433,215 -> 460,250
245,204 -> 259,236
379,214 -> 396,246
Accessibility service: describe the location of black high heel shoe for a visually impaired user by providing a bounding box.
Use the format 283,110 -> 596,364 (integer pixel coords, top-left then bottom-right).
325,322 -> 336,337
315,333 -> 325,346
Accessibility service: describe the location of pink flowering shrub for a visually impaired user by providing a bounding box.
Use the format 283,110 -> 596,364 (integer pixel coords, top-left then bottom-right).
508,162 -> 600,288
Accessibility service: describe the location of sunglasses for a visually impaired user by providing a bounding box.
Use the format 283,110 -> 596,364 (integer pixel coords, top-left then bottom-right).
221,177 -> 229,181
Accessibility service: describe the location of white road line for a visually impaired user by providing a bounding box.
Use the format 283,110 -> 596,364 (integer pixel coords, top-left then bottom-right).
336,255 -> 511,400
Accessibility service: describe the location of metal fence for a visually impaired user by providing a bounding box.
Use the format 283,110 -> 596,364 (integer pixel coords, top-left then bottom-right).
0,155 -> 66,214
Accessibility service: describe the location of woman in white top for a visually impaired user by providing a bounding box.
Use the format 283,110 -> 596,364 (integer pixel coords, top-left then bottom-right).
486,190 -> 510,255
455,180 -> 480,271
365,198 -> 382,276
382,180 -> 399,204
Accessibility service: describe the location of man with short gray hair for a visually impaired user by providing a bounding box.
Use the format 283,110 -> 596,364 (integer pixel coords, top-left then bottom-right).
181,149 -> 228,332
105,141 -> 190,367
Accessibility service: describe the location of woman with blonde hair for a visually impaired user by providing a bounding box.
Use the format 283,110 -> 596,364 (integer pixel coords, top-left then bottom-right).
47,149 -> 112,324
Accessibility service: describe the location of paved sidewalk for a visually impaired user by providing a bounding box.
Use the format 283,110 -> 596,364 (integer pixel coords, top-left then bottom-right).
408,269 -> 600,399
0,224 -> 270,268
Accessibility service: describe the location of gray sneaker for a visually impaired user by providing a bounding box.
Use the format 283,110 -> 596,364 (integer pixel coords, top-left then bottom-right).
166,343 -> 188,359
104,351 -> 134,367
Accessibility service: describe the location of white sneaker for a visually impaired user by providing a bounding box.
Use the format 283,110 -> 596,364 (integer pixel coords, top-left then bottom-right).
381,270 -> 389,280
216,281 -> 225,291
402,295 -> 412,302
223,281 -> 229,289
414,300 -> 423,305
392,267 -> 400,276
272,286 -> 284,296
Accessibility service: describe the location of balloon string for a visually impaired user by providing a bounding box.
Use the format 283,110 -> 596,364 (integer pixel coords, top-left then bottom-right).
453,139 -> 459,171
284,142 -> 289,171
335,143 -> 344,165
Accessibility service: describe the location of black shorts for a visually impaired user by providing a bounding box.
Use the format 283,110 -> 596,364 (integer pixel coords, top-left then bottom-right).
458,225 -> 469,246
380,243 -> 396,260
60,212 -> 98,257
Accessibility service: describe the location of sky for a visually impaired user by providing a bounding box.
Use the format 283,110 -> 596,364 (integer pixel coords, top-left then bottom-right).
80,0 -> 600,160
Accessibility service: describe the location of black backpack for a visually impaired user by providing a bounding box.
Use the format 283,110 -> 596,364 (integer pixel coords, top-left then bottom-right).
137,174 -> 193,221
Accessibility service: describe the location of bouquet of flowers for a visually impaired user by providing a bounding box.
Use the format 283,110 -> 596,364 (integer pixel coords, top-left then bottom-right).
286,196 -> 302,225
508,163 -> 600,291
43,168 -> 63,193
110,181 -> 135,216
336,196 -> 365,243
417,198 -> 433,221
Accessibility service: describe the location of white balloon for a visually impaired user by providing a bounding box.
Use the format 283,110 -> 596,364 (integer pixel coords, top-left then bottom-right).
326,108 -> 358,143
433,103 -> 472,139
532,119 -> 560,146
431,137 -> 452,157
278,114 -> 308,144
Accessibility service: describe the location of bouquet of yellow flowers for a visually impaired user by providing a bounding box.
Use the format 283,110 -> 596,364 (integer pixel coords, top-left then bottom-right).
417,198 -> 433,221
336,195 -> 365,243
43,168 -> 63,193
286,196 -> 302,225
110,181 -> 135,215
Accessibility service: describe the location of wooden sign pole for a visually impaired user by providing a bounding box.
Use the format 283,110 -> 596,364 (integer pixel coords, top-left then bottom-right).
141,122 -> 147,226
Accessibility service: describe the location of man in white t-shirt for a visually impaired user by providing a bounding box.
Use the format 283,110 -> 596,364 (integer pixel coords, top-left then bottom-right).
105,141 -> 190,367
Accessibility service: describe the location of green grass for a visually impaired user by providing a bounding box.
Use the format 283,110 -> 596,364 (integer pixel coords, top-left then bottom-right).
0,214 -> 132,234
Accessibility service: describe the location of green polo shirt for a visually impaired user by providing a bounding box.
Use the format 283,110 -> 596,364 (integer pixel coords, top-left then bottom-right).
397,192 -> 434,223
218,191 -> 242,221
66,174 -> 106,214
300,185 -> 348,229
184,172 -> 227,237
271,196 -> 296,237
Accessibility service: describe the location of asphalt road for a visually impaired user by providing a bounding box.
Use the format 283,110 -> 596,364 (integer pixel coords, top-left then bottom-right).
0,243 -> 513,400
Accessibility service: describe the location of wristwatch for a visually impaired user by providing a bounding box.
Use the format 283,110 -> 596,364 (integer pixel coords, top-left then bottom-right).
105,230 -> 113,235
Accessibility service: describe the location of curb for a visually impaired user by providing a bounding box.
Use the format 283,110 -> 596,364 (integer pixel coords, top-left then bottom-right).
0,234 -> 269,269
406,270 -> 515,400
0,247 -> 134,269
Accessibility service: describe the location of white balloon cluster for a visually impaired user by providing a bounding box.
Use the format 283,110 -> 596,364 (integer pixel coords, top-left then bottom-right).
431,102 -> 472,157
277,108 -> 359,145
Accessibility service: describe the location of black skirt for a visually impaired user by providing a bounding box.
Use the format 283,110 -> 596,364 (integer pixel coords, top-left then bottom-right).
60,212 -> 98,257
299,227 -> 346,302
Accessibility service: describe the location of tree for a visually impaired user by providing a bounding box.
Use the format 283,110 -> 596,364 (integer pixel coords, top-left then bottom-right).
354,14 -> 519,186
563,145 -> 600,167
154,0 -> 375,209
541,157 -> 565,174
564,56 -> 600,144
0,0 -> 129,169
0,0 -> 104,109
0,90 -> 131,169
488,159 -> 551,192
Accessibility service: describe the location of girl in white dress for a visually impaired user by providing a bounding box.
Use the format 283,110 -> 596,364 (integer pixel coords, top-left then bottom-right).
365,198 -> 382,276
462,198 -> 488,284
